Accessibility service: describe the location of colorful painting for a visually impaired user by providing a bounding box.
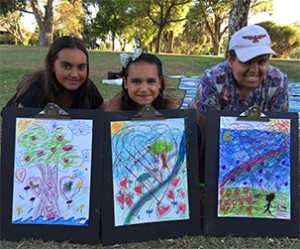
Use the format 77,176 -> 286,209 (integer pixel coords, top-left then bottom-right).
218,117 -> 291,219
12,118 -> 93,226
111,118 -> 189,226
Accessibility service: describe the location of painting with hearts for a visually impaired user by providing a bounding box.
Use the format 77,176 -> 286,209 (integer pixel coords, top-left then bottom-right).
12,118 -> 93,226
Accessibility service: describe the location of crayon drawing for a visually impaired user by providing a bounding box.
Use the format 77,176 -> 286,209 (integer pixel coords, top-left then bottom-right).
12,118 -> 93,226
111,118 -> 189,226
218,117 -> 291,219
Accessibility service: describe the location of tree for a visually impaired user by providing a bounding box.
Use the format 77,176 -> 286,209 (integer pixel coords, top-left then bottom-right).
259,21 -> 300,58
54,0 -> 85,37
148,139 -> 174,172
141,0 -> 192,53
86,0 -> 134,51
18,124 -> 82,219
192,0 -> 232,55
176,15 -> 210,55
0,11 -> 26,44
29,0 -> 54,46
0,0 -> 27,14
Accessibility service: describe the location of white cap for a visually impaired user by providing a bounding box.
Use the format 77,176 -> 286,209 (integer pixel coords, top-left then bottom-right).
229,25 -> 276,62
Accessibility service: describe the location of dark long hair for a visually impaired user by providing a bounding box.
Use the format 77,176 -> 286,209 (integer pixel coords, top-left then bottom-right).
121,53 -> 167,110
12,36 -> 94,108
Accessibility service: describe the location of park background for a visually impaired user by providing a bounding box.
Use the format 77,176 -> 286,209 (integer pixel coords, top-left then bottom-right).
0,0 -> 300,248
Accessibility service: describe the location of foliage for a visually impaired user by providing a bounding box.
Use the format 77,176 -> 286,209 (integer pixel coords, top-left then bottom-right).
0,0 -> 27,15
54,0 -> 85,37
191,0 -> 232,55
19,125 -> 81,169
259,21 -> 300,58
85,0 -> 135,51
148,140 -> 173,155
0,34 -> 15,44
0,11 -> 27,44
176,8 -> 211,55
138,0 -> 192,53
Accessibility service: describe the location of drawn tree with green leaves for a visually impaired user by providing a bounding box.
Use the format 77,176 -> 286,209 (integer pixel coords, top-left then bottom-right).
148,139 -> 174,173
18,124 -> 81,220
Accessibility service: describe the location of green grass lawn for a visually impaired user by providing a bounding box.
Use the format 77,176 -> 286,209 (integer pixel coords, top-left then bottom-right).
0,45 -> 300,249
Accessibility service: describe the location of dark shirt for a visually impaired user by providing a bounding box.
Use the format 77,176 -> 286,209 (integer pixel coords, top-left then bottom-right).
5,80 -> 103,109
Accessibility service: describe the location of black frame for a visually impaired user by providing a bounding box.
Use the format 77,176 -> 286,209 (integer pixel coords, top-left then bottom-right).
101,109 -> 201,245
0,107 -> 103,244
204,110 -> 299,238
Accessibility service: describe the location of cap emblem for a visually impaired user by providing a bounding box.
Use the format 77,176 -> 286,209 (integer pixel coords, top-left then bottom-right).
242,34 -> 266,43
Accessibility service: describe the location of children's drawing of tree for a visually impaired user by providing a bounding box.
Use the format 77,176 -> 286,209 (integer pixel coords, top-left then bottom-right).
148,139 -> 174,173
18,124 -> 81,220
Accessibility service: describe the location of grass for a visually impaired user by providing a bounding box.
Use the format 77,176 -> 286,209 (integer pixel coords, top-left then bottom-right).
0,45 -> 300,249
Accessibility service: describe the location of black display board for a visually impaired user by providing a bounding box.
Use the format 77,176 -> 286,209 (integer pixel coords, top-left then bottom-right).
101,108 -> 201,245
0,106 -> 103,244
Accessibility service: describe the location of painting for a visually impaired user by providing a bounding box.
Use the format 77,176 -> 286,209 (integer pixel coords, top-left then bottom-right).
12,118 -> 93,225
0,108 -> 103,244
111,118 -> 189,226
218,117 -> 290,219
101,109 -> 200,245
204,110 -> 299,238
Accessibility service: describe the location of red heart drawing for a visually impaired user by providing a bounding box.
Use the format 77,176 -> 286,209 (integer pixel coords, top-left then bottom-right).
119,177 -> 128,189
134,184 -> 143,195
116,193 -> 125,205
171,177 -> 180,187
125,193 -> 133,207
167,189 -> 175,200
157,205 -> 171,217
178,188 -> 187,199
178,202 -> 186,214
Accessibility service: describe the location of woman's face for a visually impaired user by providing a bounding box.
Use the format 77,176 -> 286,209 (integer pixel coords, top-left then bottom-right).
124,61 -> 162,109
228,54 -> 269,97
53,48 -> 88,91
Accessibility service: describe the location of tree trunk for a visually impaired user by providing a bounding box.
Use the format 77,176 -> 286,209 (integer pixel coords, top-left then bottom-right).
30,0 -> 54,46
155,27 -> 163,53
228,0 -> 251,43
34,164 -> 60,220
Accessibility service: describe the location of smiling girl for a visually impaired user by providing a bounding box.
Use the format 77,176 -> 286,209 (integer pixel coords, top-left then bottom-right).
105,50 -> 177,111
5,36 -> 104,110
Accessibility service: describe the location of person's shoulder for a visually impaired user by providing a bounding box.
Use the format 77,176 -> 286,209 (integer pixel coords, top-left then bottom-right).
105,92 -> 122,112
164,95 -> 178,109
267,65 -> 287,79
203,60 -> 229,77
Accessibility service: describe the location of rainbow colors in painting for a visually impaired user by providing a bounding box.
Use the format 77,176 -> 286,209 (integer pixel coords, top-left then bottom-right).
218,117 -> 291,219
111,118 -> 189,226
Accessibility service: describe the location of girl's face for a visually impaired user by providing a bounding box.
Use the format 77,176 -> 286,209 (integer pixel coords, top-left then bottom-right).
124,61 -> 162,109
53,48 -> 88,91
228,54 -> 269,97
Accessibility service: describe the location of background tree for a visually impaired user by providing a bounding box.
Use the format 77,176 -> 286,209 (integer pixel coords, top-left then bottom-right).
0,11 -> 26,44
29,0 -> 54,46
54,0 -> 85,37
140,0 -> 192,53
191,0 -> 232,56
176,16 -> 211,55
85,0 -> 134,51
259,21 -> 300,58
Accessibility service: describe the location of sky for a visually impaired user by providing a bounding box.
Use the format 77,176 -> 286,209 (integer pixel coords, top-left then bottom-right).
22,0 -> 300,32
249,0 -> 300,25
